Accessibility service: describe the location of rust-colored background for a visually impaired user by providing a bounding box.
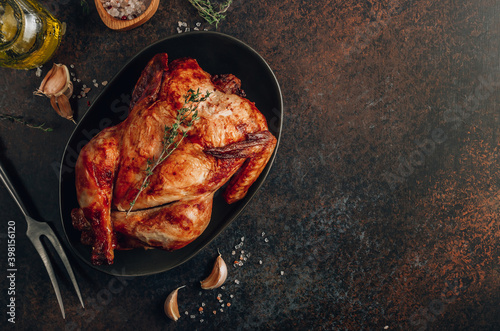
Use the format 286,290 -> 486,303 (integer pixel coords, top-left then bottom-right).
0,0 -> 499,329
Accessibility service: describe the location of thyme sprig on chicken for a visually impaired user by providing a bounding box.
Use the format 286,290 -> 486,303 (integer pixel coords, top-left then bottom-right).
188,0 -> 233,28
127,88 -> 211,214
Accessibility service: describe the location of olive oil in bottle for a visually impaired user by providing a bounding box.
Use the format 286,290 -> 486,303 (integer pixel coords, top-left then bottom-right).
0,0 -> 65,70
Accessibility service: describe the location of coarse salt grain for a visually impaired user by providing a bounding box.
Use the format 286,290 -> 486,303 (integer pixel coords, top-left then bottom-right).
100,0 -> 148,20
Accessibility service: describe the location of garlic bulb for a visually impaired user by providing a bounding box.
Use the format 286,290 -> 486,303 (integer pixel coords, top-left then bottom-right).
34,63 -> 75,123
200,253 -> 227,290
164,286 -> 185,321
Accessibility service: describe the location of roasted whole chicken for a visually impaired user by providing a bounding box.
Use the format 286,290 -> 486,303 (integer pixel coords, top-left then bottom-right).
71,53 -> 277,265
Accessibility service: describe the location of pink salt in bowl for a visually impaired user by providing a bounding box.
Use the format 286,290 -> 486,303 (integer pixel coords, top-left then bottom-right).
95,0 -> 159,31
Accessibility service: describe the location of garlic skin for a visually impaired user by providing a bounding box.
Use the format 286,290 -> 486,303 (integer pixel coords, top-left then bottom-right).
34,63 -> 75,123
200,253 -> 227,290
164,286 -> 185,321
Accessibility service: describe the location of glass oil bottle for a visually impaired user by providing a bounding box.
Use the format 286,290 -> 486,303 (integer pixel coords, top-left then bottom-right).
0,0 -> 65,70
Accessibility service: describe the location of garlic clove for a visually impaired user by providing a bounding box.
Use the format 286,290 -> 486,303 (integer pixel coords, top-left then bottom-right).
164,286 -> 185,321
55,94 -> 75,122
200,253 -> 227,290
35,63 -> 71,97
35,63 -> 75,123
50,95 -> 76,124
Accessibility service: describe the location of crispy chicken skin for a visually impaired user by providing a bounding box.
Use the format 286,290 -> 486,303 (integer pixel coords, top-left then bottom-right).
71,53 -> 277,265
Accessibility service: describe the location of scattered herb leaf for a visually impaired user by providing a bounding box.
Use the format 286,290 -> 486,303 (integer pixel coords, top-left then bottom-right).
80,0 -> 90,15
0,114 -> 53,132
188,0 -> 233,28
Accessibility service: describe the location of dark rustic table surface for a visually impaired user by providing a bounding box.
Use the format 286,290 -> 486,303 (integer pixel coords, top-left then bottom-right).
1,0 -> 499,330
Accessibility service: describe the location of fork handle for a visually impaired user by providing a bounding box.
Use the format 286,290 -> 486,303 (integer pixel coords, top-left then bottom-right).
0,162 -> 29,218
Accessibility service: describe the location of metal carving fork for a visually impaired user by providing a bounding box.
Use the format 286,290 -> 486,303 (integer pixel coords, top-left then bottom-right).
0,163 -> 84,318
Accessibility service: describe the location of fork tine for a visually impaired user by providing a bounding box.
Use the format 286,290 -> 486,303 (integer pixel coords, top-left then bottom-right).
29,238 -> 66,319
1,163 -> 83,317
43,229 -> 85,309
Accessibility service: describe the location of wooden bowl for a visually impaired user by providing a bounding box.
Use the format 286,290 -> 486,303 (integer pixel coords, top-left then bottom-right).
94,0 -> 159,31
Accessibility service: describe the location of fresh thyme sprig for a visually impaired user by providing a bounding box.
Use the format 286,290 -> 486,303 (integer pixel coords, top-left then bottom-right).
127,88 -> 211,215
0,114 -> 53,132
188,0 -> 233,28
